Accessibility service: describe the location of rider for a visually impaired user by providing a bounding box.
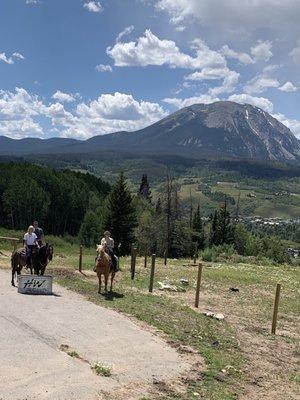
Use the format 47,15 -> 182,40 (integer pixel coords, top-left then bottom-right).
33,220 -> 44,247
100,231 -> 118,272
24,225 -> 38,267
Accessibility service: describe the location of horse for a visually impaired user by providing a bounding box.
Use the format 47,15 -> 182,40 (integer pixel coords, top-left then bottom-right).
11,244 -> 53,286
95,244 -> 115,294
32,243 -> 54,276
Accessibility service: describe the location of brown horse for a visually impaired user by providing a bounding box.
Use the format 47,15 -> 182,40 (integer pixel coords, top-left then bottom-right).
11,247 -> 38,286
96,244 -> 115,293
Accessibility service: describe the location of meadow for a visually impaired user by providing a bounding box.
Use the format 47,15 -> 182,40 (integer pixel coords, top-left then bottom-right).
0,229 -> 299,400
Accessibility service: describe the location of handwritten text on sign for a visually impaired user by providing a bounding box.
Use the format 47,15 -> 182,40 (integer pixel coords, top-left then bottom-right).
18,275 -> 53,295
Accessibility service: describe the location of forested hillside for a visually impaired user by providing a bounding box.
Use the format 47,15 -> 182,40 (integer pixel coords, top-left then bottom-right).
0,163 -> 110,236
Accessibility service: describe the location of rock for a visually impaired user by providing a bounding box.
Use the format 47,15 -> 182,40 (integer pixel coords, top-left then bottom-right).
214,313 -> 225,321
158,281 -> 186,292
229,287 -> 239,292
180,278 -> 189,285
203,311 -> 225,321
179,345 -> 198,354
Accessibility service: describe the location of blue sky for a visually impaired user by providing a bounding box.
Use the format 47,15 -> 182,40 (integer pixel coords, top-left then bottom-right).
0,0 -> 299,139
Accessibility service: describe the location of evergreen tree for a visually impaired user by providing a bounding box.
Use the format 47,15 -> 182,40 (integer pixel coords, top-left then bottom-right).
138,174 -> 151,202
191,205 -> 205,251
104,173 -> 137,255
78,211 -> 102,247
210,201 -> 235,246
155,197 -> 162,214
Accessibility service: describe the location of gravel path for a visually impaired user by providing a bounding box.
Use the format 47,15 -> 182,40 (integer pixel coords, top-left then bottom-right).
0,270 -> 189,400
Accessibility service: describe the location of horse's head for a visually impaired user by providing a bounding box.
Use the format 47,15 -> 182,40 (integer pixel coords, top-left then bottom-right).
47,243 -> 54,261
96,244 -> 105,256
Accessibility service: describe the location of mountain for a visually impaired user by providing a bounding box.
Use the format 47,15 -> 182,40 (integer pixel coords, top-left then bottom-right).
1,101 -> 299,162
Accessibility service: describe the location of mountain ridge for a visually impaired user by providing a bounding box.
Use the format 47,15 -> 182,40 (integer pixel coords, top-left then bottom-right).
1,101 -> 299,163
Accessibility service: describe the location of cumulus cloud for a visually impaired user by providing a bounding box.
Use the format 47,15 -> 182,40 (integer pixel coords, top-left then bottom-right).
163,94 -> 219,109
83,1 -> 103,13
0,88 -> 167,139
25,0 -> 40,4
52,91 -> 76,103
244,75 -> 279,94
250,40 -> 273,62
116,26 -> 135,43
221,45 -> 254,65
154,1 -> 300,36
0,52 -> 25,65
227,93 -> 274,113
279,81 -> 298,92
289,44 -> 300,64
107,30 -> 226,70
95,64 -> 113,72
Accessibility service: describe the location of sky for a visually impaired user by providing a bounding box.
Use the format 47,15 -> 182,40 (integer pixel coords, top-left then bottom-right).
0,0 -> 299,140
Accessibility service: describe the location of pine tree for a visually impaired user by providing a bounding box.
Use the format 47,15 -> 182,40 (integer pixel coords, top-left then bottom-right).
138,174 -> 151,202
192,205 -> 205,251
78,211 -> 102,247
209,201 -> 235,246
155,197 -> 162,214
105,173 -> 137,255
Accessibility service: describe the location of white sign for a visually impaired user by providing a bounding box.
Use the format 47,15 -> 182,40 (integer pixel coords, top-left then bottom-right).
18,275 -> 53,295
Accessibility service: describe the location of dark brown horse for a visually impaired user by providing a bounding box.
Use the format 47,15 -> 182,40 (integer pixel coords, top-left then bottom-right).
96,244 -> 115,293
11,244 -> 53,286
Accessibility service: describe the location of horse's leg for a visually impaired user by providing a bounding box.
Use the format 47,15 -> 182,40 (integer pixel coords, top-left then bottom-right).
11,265 -> 16,286
110,272 -> 115,292
98,273 -> 102,294
104,272 -> 108,293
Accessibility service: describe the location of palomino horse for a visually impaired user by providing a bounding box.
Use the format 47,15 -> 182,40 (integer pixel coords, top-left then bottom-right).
96,244 -> 115,293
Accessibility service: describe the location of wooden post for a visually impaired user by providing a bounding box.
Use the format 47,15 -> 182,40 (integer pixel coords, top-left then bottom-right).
149,254 -> 156,292
271,283 -> 281,335
144,246 -> 148,268
195,263 -> 203,308
193,254 -> 197,264
79,245 -> 83,272
131,247 -> 137,280
164,249 -> 167,266
12,240 -> 17,251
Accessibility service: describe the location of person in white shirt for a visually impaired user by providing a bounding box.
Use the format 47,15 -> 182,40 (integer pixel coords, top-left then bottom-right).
24,225 -> 38,267
100,231 -> 118,271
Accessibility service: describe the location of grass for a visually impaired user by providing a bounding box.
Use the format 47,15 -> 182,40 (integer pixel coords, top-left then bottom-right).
1,231 -> 299,399
67,350 -> 80,358
91,362 -> 112,377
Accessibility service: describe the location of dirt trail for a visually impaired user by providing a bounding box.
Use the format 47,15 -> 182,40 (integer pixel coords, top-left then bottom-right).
0,269 -> 190,400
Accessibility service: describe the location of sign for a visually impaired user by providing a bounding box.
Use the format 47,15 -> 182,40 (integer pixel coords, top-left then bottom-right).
18,275 -> 53,295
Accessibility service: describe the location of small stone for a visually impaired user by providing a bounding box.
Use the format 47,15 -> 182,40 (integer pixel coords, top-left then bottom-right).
214,313 -> 225,321
193,392 -> 200,397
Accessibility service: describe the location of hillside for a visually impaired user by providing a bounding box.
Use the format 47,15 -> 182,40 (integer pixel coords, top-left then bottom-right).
1,101 -> 299,163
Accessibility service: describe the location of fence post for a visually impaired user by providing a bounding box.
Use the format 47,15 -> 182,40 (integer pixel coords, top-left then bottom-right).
79,245 -> 83,272
131,247 -> 137,280
149,254 -> 156,292
271,283 -> 281,335
12,240 -> 17,251
164,249 -> 167,266
144,246 -> 148,268
195,263 -> 203,308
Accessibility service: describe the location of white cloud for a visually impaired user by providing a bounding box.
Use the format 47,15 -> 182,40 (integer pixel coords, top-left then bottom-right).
52,91 -> 76,103
175,25 -> 186,32
107,30 -> 226,70
289,45 -> 300,64
186,66 -> 239,94
0,52 -> 25,65
116,26 -> 135,43
154,1 -> 300,35
0,88 -> 167,140
83,1 -> 103,13
221,45 -> 254,65
279,81 -> 298,92
274,113 -> 300,138
244,76 -> 279,94
95,64 -> 113,72
250,40 -> 273,62
228,93 -> 274,113
25,0 -> 40,4
163,94 -> 219,109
